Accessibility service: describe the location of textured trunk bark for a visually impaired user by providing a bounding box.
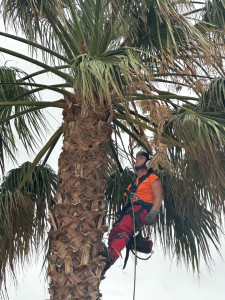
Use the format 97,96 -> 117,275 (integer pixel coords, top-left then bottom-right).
48,99 -> 112,299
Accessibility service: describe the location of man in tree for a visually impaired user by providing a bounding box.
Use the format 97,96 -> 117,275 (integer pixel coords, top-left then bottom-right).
103,150 -> 162,274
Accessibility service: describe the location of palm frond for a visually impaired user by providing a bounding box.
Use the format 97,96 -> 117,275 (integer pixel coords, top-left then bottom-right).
157,168 -> 222,272
200,77 -> 225,112
169,109 -> 225,194
0,66 -> 49,173
1,0 -> 64,53
199,0 -> 225,42
0,31 -> 70,64
0,127 -> 17,174
0,162 -> 57,287
123,1 -> 210,65
71,47 -> 149,108
0,47 -> 74,83
18,127 -> 62,190
1,0 -> 109,58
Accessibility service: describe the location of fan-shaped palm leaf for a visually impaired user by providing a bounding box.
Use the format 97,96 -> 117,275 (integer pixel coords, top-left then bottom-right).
158,168 -> 221,272
0,66 -> 49,173
0,162 -> 57,286
200,0 -> 225,41
169,109 -> 225,200
200,77 -> 225,112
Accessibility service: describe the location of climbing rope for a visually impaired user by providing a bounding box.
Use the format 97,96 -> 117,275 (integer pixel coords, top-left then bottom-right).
130,200 -> 154,300
130,199 -> 137,300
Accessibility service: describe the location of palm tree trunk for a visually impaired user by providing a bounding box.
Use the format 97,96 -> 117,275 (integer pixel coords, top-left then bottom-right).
48,99 -> 112,299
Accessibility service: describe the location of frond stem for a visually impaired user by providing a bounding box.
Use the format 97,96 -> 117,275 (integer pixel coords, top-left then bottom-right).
128,94 -> 200,102
183,8 -> 204,16
0,100 -> 65,108
18,126 -> 63,190
0,82 -> 73,98
113,119 -> 150,153
0,31 -> 70,63
115,113 -> 184,148
153,73 -> 214,80
17,65 -> 70,82
0,47 -> 74,84
0,102 -> 63,125
109,141 -> 123,173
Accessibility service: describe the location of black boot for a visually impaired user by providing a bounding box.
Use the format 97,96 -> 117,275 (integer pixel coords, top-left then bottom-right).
99,245 -> 115,277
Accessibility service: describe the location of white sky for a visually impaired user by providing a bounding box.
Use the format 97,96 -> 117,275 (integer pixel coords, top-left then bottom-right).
1,16 -> 225,300
6,239 -> 225,300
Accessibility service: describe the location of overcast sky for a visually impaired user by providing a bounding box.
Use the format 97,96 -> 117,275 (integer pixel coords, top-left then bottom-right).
6,239 -> 225,300
1,18 -> 225,300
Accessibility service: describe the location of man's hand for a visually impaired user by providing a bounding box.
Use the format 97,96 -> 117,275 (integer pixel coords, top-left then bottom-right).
145,209 -> 159,226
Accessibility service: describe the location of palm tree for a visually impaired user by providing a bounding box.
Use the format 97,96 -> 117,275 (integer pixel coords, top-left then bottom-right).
0,0 -> 224,299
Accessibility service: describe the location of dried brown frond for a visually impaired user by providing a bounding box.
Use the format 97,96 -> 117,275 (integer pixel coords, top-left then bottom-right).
194,79 -> 208,94
149,104 -> 173,171
150,142 -> 171,171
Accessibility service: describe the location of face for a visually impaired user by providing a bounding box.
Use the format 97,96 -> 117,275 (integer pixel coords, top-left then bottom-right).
135,155 -> 147,168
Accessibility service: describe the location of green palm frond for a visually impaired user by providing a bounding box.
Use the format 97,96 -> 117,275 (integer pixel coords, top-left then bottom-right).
169,108 -> 225,188
123,0 -> 210,72
0,47 -> 74,83
0,66 -> 49,173
0,31 -> 71,64
18,126 -> 62,190
0,162 -> 57,286
201,0 -> 225,36
158,168 -> 221,272
162,205 -> 221,272
1,0 -> 108,58
71,47 -> 149,107
0,127 -> 17,174
200,77 -> 225,112
1,0 -> 60,45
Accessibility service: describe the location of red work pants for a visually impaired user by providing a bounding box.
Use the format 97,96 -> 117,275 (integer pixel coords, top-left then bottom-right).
108,205 -> 149,264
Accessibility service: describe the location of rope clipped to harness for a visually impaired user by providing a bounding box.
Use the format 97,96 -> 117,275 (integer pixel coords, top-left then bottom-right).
123,230 -> 153,269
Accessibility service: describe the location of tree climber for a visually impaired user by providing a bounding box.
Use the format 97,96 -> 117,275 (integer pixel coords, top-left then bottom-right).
102,151 -> 163,275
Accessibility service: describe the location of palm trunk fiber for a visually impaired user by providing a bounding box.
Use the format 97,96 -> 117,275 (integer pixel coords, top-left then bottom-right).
48,99 -> 111,299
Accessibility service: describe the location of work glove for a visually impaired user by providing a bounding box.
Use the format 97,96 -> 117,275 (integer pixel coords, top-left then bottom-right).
145,209 -> 159,226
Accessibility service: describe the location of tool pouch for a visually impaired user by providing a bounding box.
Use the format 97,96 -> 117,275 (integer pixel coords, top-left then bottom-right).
123,231 -> 153,269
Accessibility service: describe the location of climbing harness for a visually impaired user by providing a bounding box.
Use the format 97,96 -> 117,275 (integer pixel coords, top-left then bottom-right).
121,169 -> 155,269
119,168 -> 154,230
127,168 -> 153,196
